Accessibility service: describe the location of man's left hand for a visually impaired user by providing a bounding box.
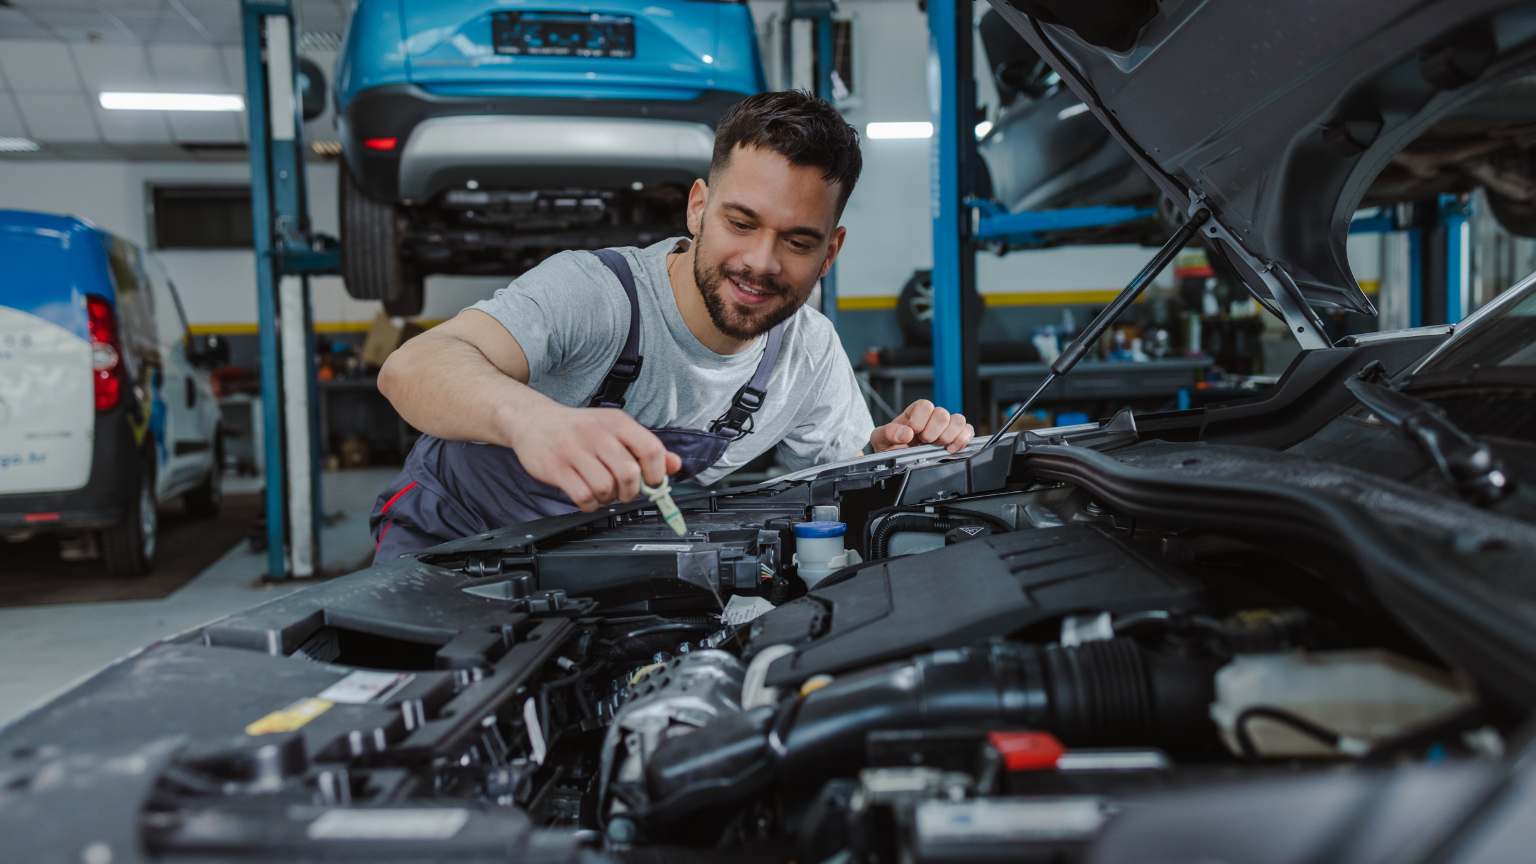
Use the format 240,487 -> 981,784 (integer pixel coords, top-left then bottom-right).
870,399 -> 974,454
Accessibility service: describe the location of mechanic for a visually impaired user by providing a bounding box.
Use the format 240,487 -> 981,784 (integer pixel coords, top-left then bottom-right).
370,90 -> 974,560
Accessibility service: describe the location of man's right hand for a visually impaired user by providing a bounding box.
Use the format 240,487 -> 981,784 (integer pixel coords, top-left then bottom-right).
508,405 -> 682,512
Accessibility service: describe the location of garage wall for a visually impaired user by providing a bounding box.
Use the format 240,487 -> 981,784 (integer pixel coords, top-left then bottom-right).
0,158 -> 504,330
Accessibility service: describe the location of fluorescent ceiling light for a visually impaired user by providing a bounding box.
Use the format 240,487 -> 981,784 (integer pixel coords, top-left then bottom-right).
0,137 -> 40,153
99,92 -> 244,112
974,120 -> 993,138
1056,102 -> 1090,121
866,121 -> 933,140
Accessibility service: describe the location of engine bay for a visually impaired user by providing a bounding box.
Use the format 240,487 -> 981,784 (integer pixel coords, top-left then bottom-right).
3,430 -> 1525,863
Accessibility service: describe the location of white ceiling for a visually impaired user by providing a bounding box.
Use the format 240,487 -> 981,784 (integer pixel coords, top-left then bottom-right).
0,1 -> 348,160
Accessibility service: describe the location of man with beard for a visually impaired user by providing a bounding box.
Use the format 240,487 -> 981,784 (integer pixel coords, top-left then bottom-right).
369,90 -> 974,560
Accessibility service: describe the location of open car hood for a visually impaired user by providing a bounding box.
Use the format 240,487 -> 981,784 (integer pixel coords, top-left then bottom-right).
985,0 -> 1536,328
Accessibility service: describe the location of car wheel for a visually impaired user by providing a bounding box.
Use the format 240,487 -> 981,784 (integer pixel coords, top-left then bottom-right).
1487,192 -> 1536,239
184,431 -> 224,518
896,270 -> 984,346
340,157 -> 424,316
102,465 -> 157,579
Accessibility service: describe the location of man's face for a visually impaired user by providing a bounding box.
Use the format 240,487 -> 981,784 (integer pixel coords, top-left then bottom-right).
686,144 -> 847,341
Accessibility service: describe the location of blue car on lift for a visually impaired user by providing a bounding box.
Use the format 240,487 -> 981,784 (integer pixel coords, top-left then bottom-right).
334,0 -> 767,315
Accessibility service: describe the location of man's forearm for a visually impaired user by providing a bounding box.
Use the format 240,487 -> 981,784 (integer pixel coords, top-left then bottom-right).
378,334 -> 553,448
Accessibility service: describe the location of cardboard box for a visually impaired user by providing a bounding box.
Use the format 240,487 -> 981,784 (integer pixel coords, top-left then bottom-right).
360,311 -> 424,369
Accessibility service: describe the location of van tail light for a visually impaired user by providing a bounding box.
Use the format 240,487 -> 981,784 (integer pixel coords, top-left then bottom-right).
85,294 -> 123,412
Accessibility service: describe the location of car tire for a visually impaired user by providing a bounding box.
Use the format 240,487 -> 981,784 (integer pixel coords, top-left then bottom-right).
896,270 -> 985,346
1488,192 -> 1536,239
184,431 -> 224,519
102,462 -> 157,579
340,158 -> 424,316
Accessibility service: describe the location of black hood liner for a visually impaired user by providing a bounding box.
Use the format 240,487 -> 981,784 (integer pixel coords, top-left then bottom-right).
988,0 -> 1536,316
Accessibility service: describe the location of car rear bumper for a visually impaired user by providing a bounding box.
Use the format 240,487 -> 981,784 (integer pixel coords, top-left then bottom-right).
397,114 -> 714,201
339,84 -> 746,203
0,409 -> 142,533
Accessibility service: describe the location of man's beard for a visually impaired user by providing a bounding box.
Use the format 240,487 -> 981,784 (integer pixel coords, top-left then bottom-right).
693,237 -> 804,341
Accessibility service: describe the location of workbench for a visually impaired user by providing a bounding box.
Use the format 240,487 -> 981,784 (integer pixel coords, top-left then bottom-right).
864,358 -> 1214,430
316,379 -> 418,464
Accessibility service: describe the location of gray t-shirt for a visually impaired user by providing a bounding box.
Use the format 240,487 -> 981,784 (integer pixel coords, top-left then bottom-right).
469,237 -> 874,485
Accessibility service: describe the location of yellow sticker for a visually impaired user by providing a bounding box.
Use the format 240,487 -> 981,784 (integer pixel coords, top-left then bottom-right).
244,697 -> 333,736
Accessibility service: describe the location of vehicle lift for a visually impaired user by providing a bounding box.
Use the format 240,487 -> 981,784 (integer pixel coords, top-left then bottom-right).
1350,196 -> 1474,327
242,0 -> 336,580
925,0 -> 1473,418
782,0 -> 842,330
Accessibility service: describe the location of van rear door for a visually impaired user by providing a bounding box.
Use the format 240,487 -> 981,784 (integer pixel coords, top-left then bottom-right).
0,220 -> 98,495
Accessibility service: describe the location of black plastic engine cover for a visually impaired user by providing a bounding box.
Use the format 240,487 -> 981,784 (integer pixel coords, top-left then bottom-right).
753,525 -> 1200,687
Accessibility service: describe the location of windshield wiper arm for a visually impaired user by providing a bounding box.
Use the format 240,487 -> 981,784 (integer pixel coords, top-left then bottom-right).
1344,362 -> 1512,505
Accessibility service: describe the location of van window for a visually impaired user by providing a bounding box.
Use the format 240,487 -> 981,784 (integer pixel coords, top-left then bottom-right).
106,238 -> 160,366
141,252 -> 192,348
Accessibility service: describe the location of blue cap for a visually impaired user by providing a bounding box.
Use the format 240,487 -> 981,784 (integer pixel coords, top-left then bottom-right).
794,520 -> 846,539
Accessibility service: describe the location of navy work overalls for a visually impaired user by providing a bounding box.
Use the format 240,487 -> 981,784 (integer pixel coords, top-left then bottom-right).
370,248 -> 787,561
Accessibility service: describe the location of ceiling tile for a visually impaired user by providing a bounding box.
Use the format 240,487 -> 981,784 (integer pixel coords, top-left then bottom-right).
71,42 -> 157,91
117,12 -> 208,46
166,110 -> 242,143
22,8 -> 137,42
0,9 -> 52,41
176,0 -> 242,43
221,45 -> 247,94
94,102 -> 174,144
149,43 -> 231,90
0,93 -> 30,137
14,90 -> 99,142
0,41 -> 85,91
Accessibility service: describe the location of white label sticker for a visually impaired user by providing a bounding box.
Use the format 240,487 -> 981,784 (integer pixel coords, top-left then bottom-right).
318,671 -> 414,704
723,595 -> 776,627
523,697 -> 547,765
307,808 -> 469,840
632,543 -> 693,552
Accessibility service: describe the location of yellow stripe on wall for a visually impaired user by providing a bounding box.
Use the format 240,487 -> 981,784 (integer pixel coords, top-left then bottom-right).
193,280 -> 1383,335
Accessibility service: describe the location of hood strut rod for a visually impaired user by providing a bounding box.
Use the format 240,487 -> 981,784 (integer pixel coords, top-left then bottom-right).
978,208 -> 1212,454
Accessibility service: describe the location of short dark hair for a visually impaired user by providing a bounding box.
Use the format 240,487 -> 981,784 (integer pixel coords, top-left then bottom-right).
710,90 -> 863,220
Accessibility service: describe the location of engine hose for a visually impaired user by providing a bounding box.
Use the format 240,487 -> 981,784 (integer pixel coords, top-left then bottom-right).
869,512 -> 995,559
638,638 -> 1215,826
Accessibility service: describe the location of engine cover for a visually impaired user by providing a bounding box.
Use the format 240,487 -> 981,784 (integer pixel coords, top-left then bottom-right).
750,525 -> 1200,687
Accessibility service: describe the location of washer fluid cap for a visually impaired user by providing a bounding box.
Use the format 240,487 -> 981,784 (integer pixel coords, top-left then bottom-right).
794,521 -> 847,539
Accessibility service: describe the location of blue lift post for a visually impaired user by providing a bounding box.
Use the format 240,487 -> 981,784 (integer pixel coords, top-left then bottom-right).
1348,197 -> 1472,327
926,0 -> 982,415
783,0 -> 841,330
242,0 -> 338,580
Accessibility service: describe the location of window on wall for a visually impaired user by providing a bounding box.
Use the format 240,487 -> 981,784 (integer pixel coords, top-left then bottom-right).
150,185 -> 254,249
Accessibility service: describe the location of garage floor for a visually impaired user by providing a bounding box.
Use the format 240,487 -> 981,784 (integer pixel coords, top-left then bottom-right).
0,468 -> 397,727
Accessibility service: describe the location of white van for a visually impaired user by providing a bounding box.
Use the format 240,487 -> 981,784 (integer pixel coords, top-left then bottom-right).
0,210 -> 225,578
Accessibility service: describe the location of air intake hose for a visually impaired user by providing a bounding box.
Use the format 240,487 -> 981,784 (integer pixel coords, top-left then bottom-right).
868,508 -> 1006,559
638,638 -> 1213,825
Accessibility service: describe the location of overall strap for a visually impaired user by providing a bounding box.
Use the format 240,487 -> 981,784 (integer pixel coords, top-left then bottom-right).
587,248 -> 643,409
709,320 -> 787,439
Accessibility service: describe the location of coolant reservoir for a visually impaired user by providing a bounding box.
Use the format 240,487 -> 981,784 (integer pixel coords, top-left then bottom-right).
1210,650 -> 1473,758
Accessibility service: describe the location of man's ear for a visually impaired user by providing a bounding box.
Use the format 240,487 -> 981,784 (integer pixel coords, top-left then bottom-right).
818,225 -> 848,279
686,178 -> 709,238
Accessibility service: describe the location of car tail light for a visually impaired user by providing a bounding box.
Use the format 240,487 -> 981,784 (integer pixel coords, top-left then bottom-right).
363,136 -> 398,151
85,294 -> 123,412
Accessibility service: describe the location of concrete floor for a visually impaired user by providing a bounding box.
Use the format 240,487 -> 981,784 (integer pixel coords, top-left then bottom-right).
0,468 -> 397,728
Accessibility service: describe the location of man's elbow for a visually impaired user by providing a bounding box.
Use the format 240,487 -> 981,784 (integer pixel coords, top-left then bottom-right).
377,345 -> 413,405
